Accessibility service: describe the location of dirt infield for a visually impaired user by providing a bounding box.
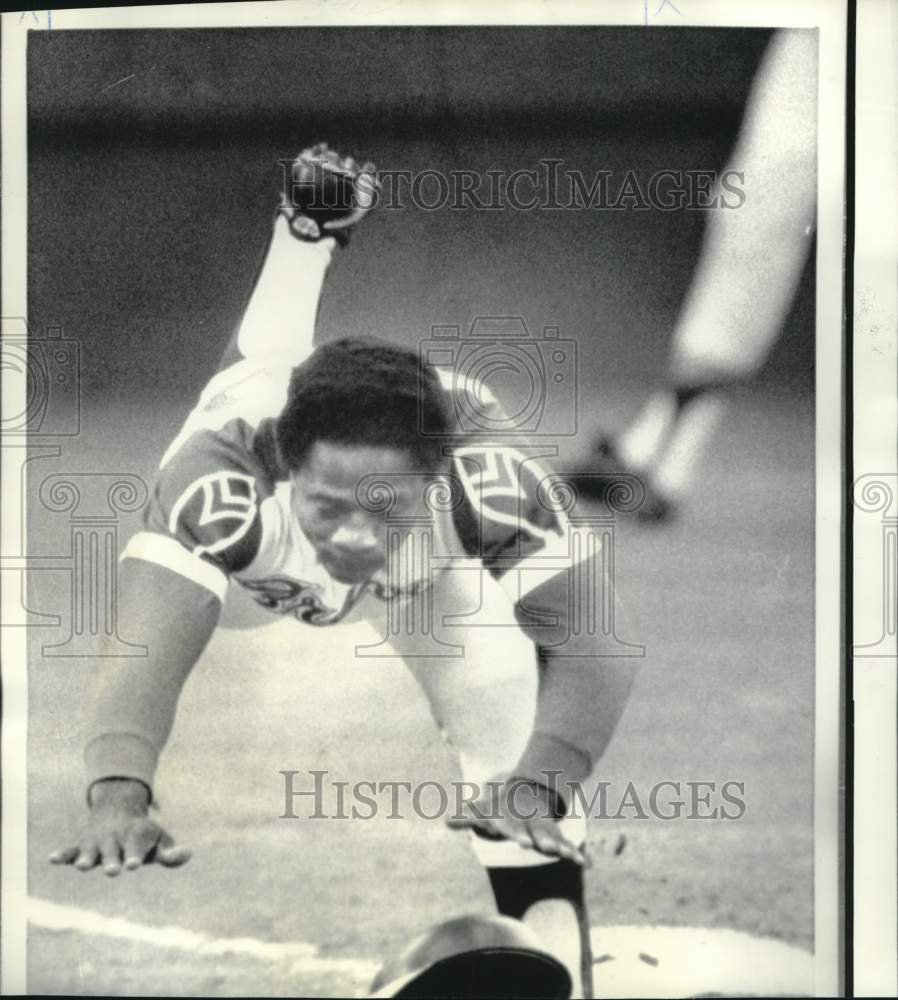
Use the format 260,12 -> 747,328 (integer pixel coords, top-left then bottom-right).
26,386 -> 814,996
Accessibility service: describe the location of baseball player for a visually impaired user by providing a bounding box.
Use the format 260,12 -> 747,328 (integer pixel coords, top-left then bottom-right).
584,29 -> 817,520
49,144 -> 638,998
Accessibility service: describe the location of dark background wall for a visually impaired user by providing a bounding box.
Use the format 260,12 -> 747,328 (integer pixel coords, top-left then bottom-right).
27,27 -> 813,425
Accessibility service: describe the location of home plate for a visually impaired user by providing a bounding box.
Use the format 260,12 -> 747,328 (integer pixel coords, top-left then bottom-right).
590,925 -> 814,998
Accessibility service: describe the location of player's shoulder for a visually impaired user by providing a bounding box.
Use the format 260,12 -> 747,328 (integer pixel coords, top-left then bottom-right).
160,356 -> 293,466
147,417 -> 283,575
448,437 -> 568,570
145,359 -> 293,575
433,367 -> 560,528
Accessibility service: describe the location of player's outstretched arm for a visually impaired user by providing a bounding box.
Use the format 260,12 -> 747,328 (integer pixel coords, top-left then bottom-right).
445,442 -> 638,865
448,573 -> 636,868
49,555 -> 223,875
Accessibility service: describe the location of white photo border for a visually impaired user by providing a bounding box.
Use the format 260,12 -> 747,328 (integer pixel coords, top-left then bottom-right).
1,2 -> 847,996
852,0 -> 898,996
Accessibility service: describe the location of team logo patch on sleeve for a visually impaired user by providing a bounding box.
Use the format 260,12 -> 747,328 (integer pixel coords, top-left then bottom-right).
453,445 -> 565,541
168,471 -> 259,558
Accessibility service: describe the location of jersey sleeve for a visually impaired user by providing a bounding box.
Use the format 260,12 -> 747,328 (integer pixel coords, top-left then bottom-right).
450,442 -> 571,588
131,419 -> 273,596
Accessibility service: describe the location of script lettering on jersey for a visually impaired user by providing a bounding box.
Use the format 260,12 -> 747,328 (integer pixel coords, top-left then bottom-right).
237,574 -> 433,626
168,471 -> 259,558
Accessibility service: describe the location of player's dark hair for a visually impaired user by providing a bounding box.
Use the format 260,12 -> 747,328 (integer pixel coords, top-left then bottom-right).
276,337 -> 452,471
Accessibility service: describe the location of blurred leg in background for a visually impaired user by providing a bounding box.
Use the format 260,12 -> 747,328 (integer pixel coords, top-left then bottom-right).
583,29 -> 817,521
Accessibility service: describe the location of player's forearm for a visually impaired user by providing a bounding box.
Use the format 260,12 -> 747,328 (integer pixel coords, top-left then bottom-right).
85,553 -> 221,795
515,651 -> 638,793
234,215 -> 336,363
511,569 -> 638,799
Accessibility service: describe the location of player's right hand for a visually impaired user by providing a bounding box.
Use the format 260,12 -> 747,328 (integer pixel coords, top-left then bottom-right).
281,141 -> 379,242
48,778 -> 192,876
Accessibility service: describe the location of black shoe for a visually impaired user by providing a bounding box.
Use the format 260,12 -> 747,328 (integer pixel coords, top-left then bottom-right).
564,436 -> 678,522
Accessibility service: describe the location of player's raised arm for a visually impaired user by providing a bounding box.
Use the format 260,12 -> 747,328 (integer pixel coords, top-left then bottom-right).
220,143 -> 379,368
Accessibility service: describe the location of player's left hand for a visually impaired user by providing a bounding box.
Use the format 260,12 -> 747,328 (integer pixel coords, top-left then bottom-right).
447,778 -> 591,867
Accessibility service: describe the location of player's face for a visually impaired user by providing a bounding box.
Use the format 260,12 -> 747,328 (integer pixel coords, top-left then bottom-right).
291,441 -> 443,585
